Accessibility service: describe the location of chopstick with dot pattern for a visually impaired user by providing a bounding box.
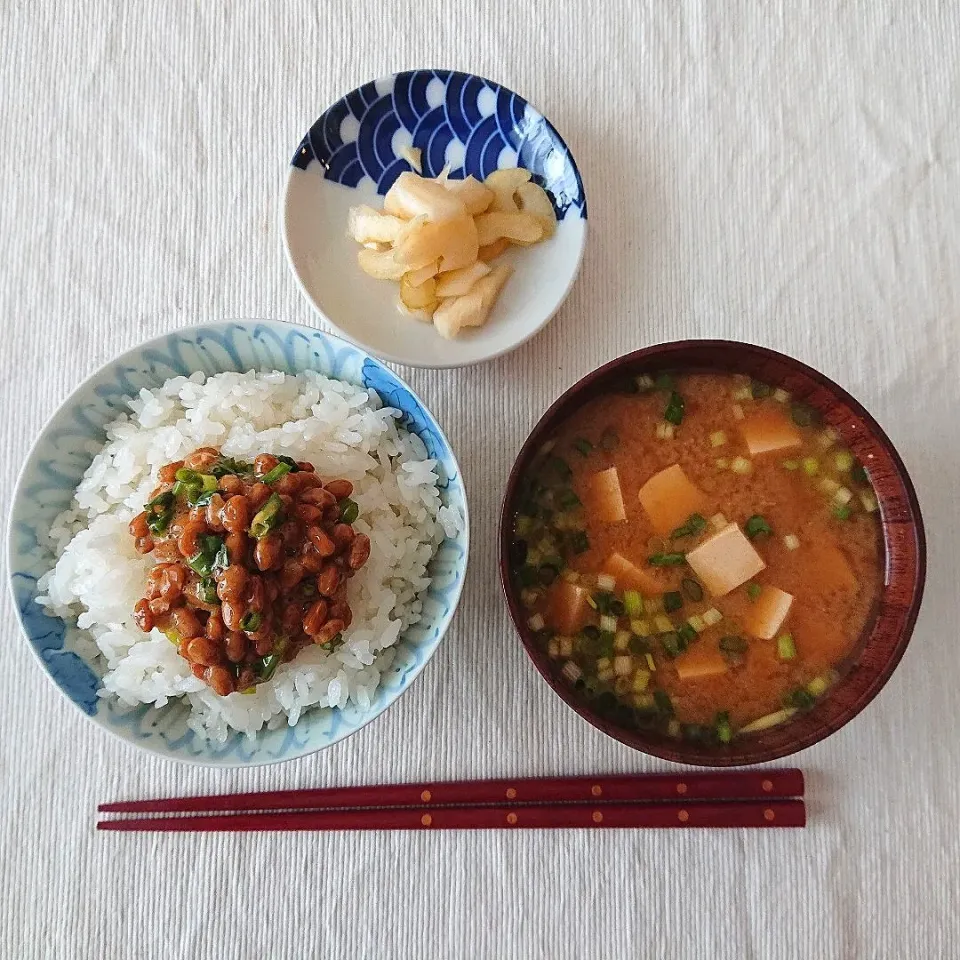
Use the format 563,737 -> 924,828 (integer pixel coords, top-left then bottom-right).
98,800 -> 804,832
97,769 -> 805,831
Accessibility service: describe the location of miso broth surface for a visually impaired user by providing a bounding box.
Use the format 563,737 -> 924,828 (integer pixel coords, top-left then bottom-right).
512,372 -> 883,738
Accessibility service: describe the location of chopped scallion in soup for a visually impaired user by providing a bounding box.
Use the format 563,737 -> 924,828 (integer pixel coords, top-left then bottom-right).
510,372 -> 882,744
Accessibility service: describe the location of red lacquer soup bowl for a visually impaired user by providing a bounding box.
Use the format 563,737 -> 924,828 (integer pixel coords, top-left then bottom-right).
499,341 -> 926,766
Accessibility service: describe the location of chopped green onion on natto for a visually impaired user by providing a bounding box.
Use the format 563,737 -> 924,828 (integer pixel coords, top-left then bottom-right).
261,461 -> 293,485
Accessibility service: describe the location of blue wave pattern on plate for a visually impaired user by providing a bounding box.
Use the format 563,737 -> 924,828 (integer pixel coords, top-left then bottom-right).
292,70 -> 587,220
9,322 -> 468,765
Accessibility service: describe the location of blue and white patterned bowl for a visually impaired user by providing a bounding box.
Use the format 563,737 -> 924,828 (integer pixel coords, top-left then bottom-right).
6,321 -> 470,766
283,70 -> 588,368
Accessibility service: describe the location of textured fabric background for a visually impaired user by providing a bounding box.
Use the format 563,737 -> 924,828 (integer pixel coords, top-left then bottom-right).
1,2 -> 958,958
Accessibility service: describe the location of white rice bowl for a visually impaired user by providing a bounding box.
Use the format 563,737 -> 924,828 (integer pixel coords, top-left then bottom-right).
36,369 -> 463,743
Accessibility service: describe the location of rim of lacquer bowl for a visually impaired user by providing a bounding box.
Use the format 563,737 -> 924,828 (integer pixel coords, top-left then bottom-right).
280,68 -> 588,370
499,339 -> 926,767
7,319 -> 471,766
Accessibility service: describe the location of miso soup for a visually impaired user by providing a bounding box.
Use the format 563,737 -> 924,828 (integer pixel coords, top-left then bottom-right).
509,372 -> 883,744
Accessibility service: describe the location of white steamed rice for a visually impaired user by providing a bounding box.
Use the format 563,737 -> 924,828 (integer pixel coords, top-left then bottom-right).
37,369 -> 462,742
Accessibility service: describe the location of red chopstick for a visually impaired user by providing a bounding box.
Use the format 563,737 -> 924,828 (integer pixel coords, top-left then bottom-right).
98,799 -> 805,832
98,769 -> 803,815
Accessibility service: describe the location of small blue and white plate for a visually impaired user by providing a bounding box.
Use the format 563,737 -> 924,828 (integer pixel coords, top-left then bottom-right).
283,70 -> 587,368
6,321 -> 469,766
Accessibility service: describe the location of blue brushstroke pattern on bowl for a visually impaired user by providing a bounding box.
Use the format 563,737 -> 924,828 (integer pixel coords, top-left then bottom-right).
7,321 -> 469,766
291,69 -> 587,221
283,70 -> 588,369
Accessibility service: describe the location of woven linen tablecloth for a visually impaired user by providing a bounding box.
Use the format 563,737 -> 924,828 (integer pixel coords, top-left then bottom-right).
2,2 -> 958,958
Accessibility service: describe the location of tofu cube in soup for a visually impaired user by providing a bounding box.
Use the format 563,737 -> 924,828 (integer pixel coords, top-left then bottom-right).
587,467 -> 627,523
637,464 -> 707,535
685,523 -> 766,597
675,646 -> 730,681
743,585 -> 794,640
546,581 -> 590,634
604,552 -> 663,593
738,409 -> 802,456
